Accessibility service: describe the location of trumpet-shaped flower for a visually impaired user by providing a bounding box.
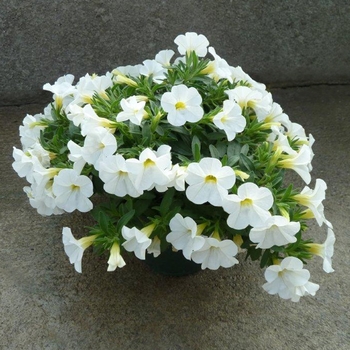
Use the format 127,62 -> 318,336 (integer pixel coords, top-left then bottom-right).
257,102 -> 290,126
71,73 -> 113,106
166,214 -> 206,260
293,179 -> 327,226
139,59 -> 167,84
212,99 -> 246,141
174,32 -> 209,57
66,104 -> 86,126
229,65 -> 267,92
98,154 -> 142,198
80,127 -> 117,170
191,236 -> 239,270
126,145 -> 172,191
121,226 -> 152,260
79,104 -> 117,136
249,216 -> 300,249
155,49 -> 175,67
43,74 -> 76,109
185,157 -> 236,206
201,47 -> 232,82
147,236 -> 161,258
226,86 -> 272,118
12,144 -> 50,182
24,182 -> 64,216
262,257 -> 319,302
223,182 -> 273,229
52,168 -> 93,213
107,242 -> 126,271
62,227 -> 97,273
19,113 -> 47,150
117,96 -> 147,126
161,84 -> 204,126
277,144 -> 313,184
113,65 -> 142,78
306,228 -> 335,273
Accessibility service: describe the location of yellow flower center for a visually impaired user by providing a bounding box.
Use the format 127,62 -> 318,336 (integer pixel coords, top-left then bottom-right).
241,198 -> 253,206
71,184 -> 80,191
175,101 -> 186,110
144,158 -> 155,167
205,175 -> 217,183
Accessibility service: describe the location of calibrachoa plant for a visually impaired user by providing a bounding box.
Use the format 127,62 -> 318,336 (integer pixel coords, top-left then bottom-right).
12,32 -> 335,302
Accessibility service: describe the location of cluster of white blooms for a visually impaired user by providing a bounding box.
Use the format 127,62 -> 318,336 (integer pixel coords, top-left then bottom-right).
12,32 -> 335,302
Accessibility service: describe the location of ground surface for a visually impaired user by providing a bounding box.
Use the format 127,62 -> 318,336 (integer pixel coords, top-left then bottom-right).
1,85 -> 349,349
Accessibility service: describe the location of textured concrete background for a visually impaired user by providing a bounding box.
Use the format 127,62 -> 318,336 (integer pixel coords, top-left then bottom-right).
1,1 -> 350,348
1,86 -> 350,349
1,0 -> 350,106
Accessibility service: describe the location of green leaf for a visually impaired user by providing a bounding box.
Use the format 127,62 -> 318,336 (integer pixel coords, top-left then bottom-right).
209,144 -> 220,159
191,135 -> 201,162
227,155 -> 240,167
227,141 -> 241,156
159,188 -> 175,217
116,209 -> 136,232
141,122 -> 152,146
98,210 -> 111,234
260,249 -> 272,268
239,154 -> 255,171
241,144 -> 249,155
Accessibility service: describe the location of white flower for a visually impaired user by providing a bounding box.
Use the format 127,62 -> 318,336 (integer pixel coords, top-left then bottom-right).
262,257 -> 319,302
229,66 -> 266,92
249,216 -> 300,249
223,182 -> 273,230
107,243 -> 126,271
166,213 -> 206,260
126,146 -> 172,191
163,164 -> 188,192
117,96 -> 147,126
139,59 -> 167,84
81,127 -> 118,170
212,99 -> 246,141
185,157 -> 236,206
19,114 -> 47,150
155,49 -> 175,67
71,73 -> 113,105
161,84 -> 204,126
66,104 -> 85,126
293,179 -> 327,226
191,236 -> 239,270
277,144 -> 313,184
113,65 -> 142,78
147,236 -> 161,258
225,86 -> 272,118
62,227 -> 97,273
79,104 -> 116,136
269,126 -> 295,154
52,168 -> 93,213
306,228 -> 335,273
98,154 -> 142,198
257,102 -> 290,126
174,32 -> 209,57
12,144 -> 50,182
24,182 -> 64,216
43,74 -> 75,109
121,226 -> 152,260
201,47 -> 233,82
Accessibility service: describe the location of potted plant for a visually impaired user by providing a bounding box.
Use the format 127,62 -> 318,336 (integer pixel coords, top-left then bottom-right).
12,32 -> 335,301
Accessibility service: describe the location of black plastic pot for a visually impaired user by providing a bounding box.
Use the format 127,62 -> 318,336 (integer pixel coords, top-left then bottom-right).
144,247 -> 202,276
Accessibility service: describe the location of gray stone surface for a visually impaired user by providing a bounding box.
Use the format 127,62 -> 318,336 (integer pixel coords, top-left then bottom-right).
1,1 -> 350,106
1,85 -> 349,349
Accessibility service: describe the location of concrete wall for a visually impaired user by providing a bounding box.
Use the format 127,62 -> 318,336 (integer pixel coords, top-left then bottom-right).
1,0 -> 349,106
